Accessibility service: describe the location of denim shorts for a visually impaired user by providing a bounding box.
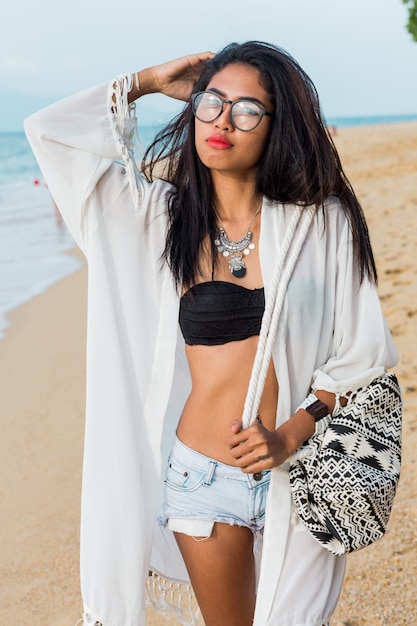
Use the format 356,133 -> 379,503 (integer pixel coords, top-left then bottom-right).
159,436 -> 271,538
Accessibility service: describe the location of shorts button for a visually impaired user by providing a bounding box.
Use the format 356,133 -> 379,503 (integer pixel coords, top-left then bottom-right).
253,472 -> 263,481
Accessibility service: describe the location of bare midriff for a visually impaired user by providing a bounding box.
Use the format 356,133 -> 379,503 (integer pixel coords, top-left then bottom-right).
176,335 -> 278,465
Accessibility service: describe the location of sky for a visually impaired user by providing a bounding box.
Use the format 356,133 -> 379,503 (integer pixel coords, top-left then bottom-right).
1,0 -> 417,131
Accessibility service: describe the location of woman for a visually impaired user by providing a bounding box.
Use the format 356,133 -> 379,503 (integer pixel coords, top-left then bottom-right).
25,42 -> 398,626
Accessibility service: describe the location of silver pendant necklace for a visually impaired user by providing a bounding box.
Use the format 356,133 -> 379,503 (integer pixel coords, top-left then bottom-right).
214,203 -> 262,278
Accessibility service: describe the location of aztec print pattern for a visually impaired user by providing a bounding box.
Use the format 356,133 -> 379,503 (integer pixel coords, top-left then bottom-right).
289,372 -> 402,555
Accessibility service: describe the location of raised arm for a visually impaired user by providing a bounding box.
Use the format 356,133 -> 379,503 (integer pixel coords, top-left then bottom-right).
25,52 -> 215,253
128,52 -> 215,103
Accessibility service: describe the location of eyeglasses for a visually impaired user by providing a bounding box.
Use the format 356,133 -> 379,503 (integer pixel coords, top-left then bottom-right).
191,91 -> 273,132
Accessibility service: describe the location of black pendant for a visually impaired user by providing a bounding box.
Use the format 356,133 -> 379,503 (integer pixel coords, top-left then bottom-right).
232,266 -> 246,278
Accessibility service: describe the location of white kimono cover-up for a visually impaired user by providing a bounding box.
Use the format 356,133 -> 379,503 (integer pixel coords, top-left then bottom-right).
24,76 -> 398,626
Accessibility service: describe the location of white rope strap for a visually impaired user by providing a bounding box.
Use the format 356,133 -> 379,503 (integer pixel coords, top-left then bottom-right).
241,207 -> 315,428
243,209 -> 302,421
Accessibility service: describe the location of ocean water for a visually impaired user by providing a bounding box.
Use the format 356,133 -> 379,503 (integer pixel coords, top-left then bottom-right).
1,113 -> 416,339
326,112 -> 417,128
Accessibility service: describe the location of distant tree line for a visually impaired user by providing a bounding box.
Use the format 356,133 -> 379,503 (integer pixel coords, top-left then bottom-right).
403,0 -> 417,40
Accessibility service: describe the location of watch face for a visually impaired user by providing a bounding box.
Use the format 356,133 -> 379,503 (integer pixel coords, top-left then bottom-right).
306,399 -> 329,421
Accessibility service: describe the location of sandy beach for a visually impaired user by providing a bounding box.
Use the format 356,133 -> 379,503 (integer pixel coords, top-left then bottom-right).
1,121 -> 416,626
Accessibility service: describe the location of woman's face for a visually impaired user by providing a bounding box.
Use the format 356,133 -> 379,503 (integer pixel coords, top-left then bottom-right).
194,64 -> 273,181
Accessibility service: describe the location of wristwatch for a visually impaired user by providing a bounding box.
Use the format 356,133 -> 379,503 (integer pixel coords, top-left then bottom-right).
298,393 -> 330,422
305,399 -> 329,422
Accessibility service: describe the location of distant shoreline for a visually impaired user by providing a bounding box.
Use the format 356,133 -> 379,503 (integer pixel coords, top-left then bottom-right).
325,112 -> 417,128
2,112 -> 417,135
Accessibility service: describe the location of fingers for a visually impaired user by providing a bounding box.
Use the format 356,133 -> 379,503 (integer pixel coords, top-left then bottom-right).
230,420 -> 242,434
188,51 -> 216,65
228,424 -> 270,465
166,52 -> 216,99
159,52 -> 213,83
235,446 -> 273,473
228,422 -> 262,448
227,423 -> 283,471
136,51 -> 215,102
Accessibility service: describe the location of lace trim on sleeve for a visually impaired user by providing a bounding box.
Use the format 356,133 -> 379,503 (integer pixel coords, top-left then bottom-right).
109,74 -> 143,209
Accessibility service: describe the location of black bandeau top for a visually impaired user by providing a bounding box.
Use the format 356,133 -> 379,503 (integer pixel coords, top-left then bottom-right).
179,280 -> 265,346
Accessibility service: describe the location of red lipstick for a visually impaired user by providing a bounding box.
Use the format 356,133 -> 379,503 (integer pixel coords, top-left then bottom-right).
207,134 -> 232,149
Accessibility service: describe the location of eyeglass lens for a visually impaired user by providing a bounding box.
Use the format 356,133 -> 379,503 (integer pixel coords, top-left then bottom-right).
193,92 -> 265,131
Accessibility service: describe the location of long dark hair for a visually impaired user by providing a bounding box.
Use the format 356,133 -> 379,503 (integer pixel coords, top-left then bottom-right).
142,41 -> 377,289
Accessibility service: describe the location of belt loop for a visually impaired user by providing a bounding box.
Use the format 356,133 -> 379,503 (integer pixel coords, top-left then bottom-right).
204,460 -> 217,486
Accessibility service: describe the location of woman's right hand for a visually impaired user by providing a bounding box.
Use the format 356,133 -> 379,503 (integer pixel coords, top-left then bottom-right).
132,52 -> 215,103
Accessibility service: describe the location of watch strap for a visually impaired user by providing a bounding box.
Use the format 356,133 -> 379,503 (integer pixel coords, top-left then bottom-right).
297,393 -> 330,422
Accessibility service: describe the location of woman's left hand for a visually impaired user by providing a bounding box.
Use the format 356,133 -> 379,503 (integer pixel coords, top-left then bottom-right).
227,420 -> 291,473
